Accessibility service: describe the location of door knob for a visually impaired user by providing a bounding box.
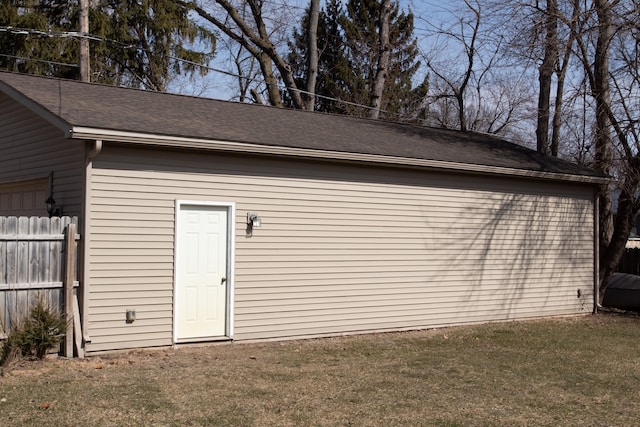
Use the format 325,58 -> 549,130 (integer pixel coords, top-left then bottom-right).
221,277 -> 227,285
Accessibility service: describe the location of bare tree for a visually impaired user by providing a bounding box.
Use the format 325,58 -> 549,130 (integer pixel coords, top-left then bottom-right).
421,0 -> 530,138
486,0 -> 582,156
562,0 -> 640,298
534,0 -> 583,157
536,0 -> 559,154
486,0 -> 640,297
550,0 -> 581,157
424,0 -> 482,131
229,42 -> 260,103
468,71 -> 536,141
185,0 -> 319,109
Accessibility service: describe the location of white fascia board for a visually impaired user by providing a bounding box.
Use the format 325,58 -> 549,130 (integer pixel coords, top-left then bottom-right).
68,126 -> 610,185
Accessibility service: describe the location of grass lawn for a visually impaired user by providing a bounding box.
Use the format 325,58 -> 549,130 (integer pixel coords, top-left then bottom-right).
1,313 -> 639,426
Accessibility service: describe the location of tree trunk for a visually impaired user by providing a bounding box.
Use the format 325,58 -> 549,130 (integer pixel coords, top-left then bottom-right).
600,181 -> 639,292
369,0 -> 391,119
536,0 -> 558,155
456,89 -> 467,131
257,52 -> 283,107
592,0 -> 615,301
551,0 -> 579,157
457,1 -> 481,132
304,0 -> 320,111
550,81 -> 562,157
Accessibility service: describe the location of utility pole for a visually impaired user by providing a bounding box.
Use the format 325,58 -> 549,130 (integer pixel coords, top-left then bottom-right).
79,0 -> 90,82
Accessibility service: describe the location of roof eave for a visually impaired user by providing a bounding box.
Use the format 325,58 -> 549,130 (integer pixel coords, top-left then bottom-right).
69,126 -> 610,185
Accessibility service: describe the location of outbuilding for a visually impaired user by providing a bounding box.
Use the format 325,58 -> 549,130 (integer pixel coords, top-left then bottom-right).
0,72 -> 606,353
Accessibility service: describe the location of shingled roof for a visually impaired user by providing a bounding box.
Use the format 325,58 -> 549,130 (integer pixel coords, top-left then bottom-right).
0,71 -> 606,183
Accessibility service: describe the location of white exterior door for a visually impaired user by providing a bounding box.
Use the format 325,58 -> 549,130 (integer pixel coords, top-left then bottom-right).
176,204 -> 229,341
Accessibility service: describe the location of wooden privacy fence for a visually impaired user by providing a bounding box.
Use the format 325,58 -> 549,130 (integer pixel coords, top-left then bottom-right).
0,216 -> 82,357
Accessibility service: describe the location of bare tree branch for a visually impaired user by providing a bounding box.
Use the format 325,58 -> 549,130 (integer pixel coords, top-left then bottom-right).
185,0 -> 306,109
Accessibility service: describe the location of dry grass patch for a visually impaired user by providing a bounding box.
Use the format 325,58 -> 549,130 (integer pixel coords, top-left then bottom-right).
1,313 -> 640,426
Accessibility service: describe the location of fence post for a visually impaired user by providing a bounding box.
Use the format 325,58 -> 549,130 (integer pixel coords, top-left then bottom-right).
63,223 -> 77,358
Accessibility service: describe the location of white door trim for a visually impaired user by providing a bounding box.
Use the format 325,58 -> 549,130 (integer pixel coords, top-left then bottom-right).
173,200 -> 235,343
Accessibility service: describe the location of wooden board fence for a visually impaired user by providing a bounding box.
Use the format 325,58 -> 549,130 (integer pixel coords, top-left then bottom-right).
0,216 -> 80,356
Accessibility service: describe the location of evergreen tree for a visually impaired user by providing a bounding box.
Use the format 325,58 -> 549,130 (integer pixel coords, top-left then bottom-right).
0,1 -> 79,79
288,0 -> 427,119
0,0 -> 215,90
340,0 -> 427,119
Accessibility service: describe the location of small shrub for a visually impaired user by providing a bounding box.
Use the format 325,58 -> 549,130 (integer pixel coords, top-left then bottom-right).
0,298 -> 67,366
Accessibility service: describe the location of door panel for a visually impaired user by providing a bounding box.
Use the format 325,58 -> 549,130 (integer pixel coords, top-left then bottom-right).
176,205 -> 229,340
0,178 -> 48,216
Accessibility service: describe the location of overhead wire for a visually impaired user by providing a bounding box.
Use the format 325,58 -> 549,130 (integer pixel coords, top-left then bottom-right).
0,53 -> 79,68
0,24 -> 395,117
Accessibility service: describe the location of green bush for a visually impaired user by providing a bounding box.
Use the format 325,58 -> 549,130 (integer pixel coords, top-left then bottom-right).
1,298 -> 67,365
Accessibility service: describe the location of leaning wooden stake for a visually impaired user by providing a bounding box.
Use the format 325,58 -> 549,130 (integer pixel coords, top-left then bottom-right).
73,294 -> 84,358
63,223 -> 77,357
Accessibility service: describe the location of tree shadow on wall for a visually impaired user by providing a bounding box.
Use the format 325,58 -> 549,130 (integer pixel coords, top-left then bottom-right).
422,190 -> 592,321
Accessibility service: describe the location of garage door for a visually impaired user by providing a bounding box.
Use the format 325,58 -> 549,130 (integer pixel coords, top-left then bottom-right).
0,178 -> 49,216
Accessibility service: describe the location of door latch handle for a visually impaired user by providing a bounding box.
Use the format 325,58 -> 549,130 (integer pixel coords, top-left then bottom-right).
221,277 -> 227,285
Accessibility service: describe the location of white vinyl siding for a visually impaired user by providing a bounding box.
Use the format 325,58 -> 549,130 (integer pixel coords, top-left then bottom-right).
0,93 -> 84,216
86,143 -> 594,352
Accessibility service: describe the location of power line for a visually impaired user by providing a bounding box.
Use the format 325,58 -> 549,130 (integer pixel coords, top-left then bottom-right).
0,54 -> 79,68
0,25 -> 103,41
0,25 -> 394,116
